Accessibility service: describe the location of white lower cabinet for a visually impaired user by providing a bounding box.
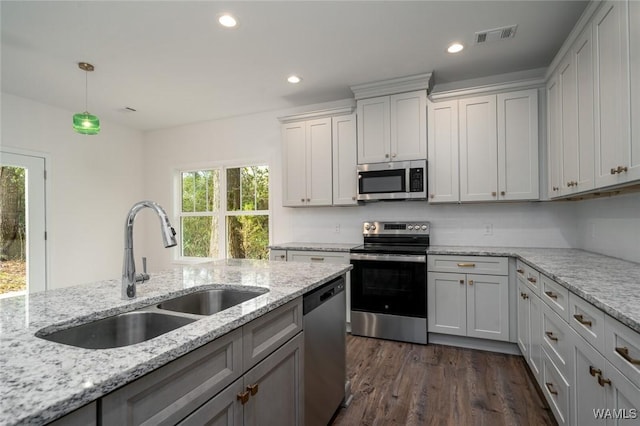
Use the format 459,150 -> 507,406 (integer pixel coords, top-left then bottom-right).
517,279 -> 543,382
100,298 -> 304,426
281,249 -> 352,323
428,256 -> 509,342
518,264 -> 640,426
180,333 -> 304,426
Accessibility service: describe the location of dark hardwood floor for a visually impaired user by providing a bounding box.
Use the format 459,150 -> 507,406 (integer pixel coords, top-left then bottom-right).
331,335 -> 556,426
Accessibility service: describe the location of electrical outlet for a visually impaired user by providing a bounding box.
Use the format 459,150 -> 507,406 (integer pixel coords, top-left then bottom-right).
334,224 -> 340,234
483,223 -> 493,236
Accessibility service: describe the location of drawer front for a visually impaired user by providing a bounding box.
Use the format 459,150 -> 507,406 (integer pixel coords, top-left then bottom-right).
286,250 -> 349,264
516,260 -> 541,296
541,303 -> 572,379
569,293 -> 605,353
604,315 -> 640,389
49,402 -> 97,426
269,249 -> 287,261
540,274 -> 569,322
428,255 -> 508,275
101,328 -> 242,426
541,350 -> 571,426
243,297 -> 302,371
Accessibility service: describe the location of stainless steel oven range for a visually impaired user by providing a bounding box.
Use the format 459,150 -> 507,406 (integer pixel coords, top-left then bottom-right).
350,221 -> 429,344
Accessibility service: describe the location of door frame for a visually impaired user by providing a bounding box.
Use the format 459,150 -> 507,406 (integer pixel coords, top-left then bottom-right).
0,147 -> 49,295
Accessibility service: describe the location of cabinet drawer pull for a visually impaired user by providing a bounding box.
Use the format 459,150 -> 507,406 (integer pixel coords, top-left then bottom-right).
611,168 -> 618,175
237,390 -> 250,405
527,277 -> 537,284
617,165 -> 628,173
589,366 -> 602,377
615,347 -> 640,365
247,383 -> 259,396
520,292 -> 529,300
457,263 -> 476,267
545,331 -> 558,342
310,257 -> 325,262
517,268 -> 524,274
459,279 -> 465,284
545,382 -> 558,396
573,314 -> 592,327
544,291 -> 558,300
491,191 -> 497,197
597,375 -> 612,387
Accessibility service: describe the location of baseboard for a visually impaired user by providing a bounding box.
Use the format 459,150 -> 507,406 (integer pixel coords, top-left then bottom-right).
428,333 -> 522,355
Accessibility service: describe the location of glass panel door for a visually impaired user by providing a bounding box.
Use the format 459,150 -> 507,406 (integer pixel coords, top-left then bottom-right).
0,152 -> 46,297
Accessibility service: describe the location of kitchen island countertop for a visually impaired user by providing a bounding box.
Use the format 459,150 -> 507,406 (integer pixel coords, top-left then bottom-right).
0,259 -> 351,425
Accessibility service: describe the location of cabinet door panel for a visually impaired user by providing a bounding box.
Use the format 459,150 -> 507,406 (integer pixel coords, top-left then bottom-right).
390,90 -> 427,161
460,95 -> 498,201
178,379 -> 243,426
517,281 -> 531,357
629,0 -> 640,182
547,75 -> 562,198
594,0 -> 630,188
306,118 -> 332,206
529,293 -> 544,382
101,329 -> 242,426
357,97 -> 390,163
427,99 -> 459,203
559,55 -> 578,194
604,360 -> 640,426
332,114 -> 357,205
497,89 -> 538,200
466,274 -> 509,341
243,332 -> 303,426
575,29 -> 596,191
427,272 -> 466,336
282,123 -> 307,206
572,328 -> 607,426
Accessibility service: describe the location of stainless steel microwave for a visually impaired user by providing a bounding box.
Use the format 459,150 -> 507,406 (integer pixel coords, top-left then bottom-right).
357,160 -> 427,201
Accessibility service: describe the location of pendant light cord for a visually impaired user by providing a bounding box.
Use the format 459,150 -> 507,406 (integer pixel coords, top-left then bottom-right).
85,69 -> 89,113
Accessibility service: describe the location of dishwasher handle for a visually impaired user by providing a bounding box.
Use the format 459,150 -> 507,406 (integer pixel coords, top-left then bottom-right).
303,276 -> 345,315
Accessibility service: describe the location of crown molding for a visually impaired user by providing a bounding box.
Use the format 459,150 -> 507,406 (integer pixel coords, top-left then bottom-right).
350,72 -> 433,100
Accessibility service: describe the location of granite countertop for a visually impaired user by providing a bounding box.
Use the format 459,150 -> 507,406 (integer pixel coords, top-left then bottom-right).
427,246 -> 640,335
268,242 -> 360,252
0,259 -> 351,426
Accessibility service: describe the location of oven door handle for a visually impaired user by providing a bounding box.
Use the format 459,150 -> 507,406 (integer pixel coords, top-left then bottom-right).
350,253 -> 426,263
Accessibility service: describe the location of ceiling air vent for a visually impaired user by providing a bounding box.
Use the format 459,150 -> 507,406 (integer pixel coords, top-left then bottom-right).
474,25 -> 518,44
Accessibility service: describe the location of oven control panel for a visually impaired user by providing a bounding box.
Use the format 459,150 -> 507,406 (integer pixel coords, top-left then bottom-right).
363,221 -> 430,235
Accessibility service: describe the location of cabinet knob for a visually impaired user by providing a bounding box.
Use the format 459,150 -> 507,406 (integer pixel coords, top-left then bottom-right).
237,391 -> 250,405
468,280 -> 474,286
385,154 -> 390,158
500,191 -> 505,196
491,191 -> 497,197
430,194 -> 435,199
352,196 -> 356,201
391,153 -> 397,158
300,198 -> 305,202
247,383 -> 259,396
306,198 -> 310,202
459,279 -> 465,284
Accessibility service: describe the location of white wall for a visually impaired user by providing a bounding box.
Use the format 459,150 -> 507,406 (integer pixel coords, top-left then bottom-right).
573,192 -> 640,264
1,93 -> 145,288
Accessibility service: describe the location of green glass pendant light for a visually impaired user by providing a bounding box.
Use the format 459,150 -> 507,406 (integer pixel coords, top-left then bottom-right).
73,62 -> 100,135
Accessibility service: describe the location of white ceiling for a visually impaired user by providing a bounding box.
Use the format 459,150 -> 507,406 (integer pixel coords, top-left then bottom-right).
1,1 -> 588,132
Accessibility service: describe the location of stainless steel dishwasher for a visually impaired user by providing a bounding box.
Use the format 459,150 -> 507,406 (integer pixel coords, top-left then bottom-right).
303,275 -> 347,426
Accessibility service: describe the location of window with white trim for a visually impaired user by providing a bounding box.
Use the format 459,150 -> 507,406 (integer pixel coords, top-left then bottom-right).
178,165 -> 269,260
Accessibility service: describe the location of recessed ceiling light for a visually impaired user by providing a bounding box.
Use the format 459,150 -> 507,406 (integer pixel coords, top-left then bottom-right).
287,75 -> 302,84
447,43 -> 464,54
218,13 -> 237,28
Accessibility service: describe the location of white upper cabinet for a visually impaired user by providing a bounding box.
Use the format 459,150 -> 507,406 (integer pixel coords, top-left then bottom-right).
547,74 -> 562,197
332,114 -> 358,205
497,90 -> 539,201
356,96 -> 389,164
629,0 -> 640,182
281,118 -> 333,207
593,0 -> 631,188
357,90 -> 426,163
427,99 -> 459,203
459,95 -> 498,202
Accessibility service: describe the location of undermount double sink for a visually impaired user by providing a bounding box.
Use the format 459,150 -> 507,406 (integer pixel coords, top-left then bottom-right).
37,287 -> 267,349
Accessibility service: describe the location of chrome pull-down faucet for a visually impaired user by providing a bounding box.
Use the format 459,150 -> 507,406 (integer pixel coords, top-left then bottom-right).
122,201 -> 177,299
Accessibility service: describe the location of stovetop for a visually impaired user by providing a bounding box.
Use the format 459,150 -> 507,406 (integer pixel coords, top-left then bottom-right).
351,221 -> 431,255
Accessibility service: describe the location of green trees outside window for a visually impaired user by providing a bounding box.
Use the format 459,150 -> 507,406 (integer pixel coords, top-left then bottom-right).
179,166 -> 269,260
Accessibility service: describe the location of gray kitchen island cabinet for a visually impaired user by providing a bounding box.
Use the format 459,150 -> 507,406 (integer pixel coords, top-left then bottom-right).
100,297 -> 303,426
